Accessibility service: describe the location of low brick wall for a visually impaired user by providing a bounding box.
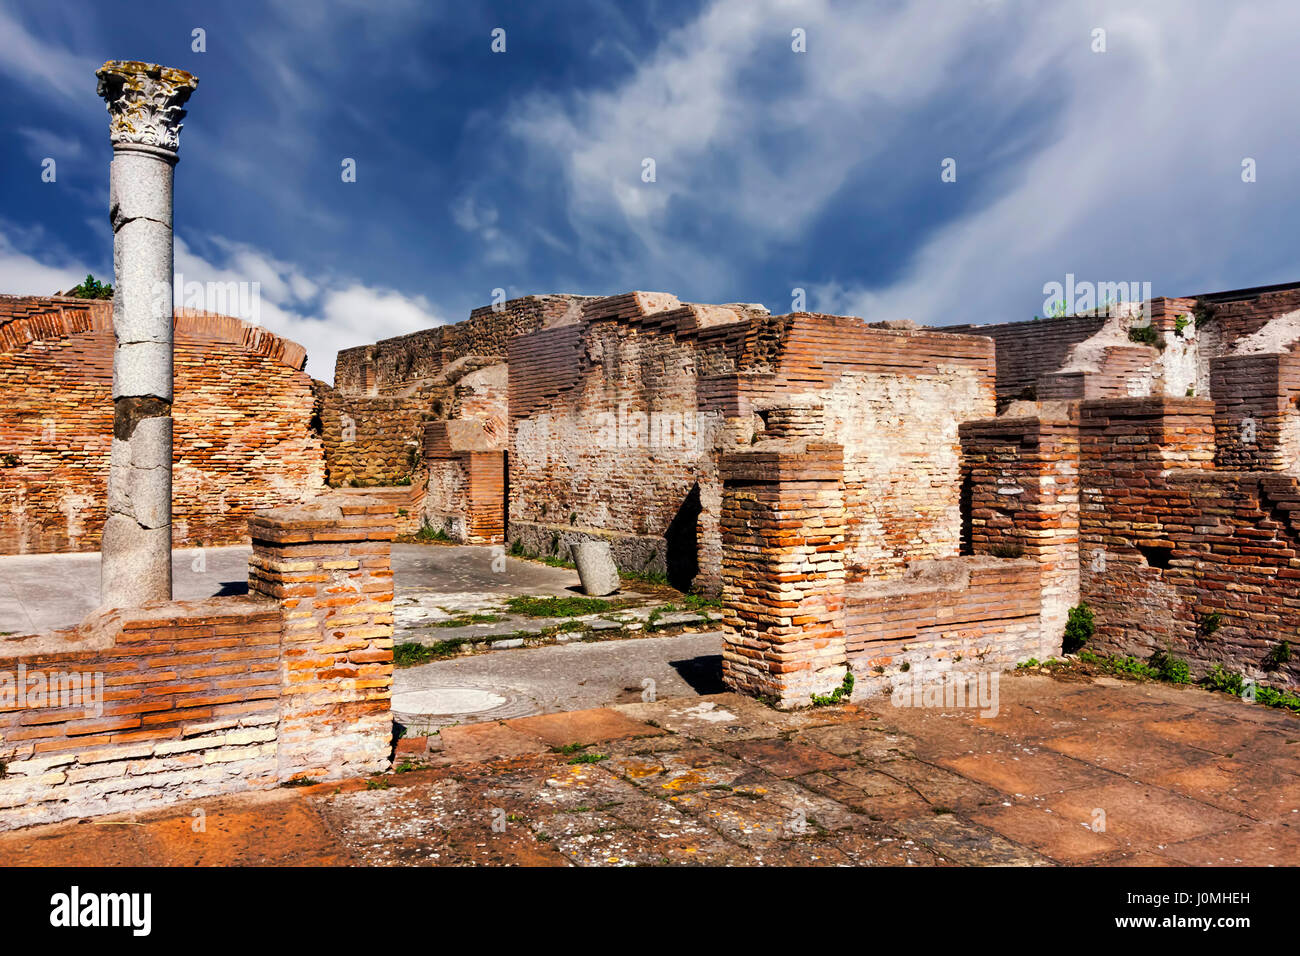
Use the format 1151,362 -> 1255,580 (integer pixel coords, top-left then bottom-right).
0,495 -> 395,830
845,557 -> 1042,691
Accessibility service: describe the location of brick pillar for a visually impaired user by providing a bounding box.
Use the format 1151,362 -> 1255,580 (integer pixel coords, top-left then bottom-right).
1211,353 -> 1300,471
719,443 -> 847,707
465,450 -> 506,544
960,411 -> 1081,657
248,494 -> 395,782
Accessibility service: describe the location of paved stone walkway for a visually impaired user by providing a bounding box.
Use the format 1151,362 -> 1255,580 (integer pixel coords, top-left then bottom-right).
0,543 -> 641,635
2,673 -> 1296,866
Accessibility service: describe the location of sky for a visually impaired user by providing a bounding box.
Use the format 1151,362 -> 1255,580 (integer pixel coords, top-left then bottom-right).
1,0 -> 1297,381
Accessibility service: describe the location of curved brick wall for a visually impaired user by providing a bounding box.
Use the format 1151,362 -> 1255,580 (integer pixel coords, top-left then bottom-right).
0,296 -> 324,554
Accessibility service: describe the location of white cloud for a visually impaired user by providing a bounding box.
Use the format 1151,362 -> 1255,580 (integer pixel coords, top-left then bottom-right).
0,6 -> 98,105
0,229 -> 88,295
16,127 -> 83,162
506,0 -> 1300,319
173,236 -> 446,382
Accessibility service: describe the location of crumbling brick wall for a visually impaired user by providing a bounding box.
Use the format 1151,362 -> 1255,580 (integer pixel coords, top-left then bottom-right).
764,316 -> 995,581
333,294 -> 591,395
314,383 -> 433,488
0,296 -> 324,554
1078,397 -> 1300,688
944,315 -> 1107,407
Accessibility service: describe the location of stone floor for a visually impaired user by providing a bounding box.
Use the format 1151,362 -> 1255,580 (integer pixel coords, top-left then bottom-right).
3,673 -> 1297,866
392,630 -> 723,732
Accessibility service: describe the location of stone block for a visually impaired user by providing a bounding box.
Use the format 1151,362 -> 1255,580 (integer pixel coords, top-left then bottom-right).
573,540 -> 620,596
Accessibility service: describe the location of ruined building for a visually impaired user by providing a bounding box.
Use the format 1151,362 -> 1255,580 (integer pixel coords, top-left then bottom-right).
316,280 -> 1300,703
5,261 -> 1300,708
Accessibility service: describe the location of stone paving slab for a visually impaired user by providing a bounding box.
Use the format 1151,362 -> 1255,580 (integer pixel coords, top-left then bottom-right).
0,674 -> 1297,866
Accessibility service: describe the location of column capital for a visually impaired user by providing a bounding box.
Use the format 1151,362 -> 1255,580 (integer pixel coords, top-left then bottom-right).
96,61 -> 198,157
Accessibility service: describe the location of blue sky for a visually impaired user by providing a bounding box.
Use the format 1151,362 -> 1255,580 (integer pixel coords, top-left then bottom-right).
1,0 -> 1297,380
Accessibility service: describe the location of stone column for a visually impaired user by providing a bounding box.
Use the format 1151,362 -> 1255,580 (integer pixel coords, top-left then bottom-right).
96,61 -> 198,608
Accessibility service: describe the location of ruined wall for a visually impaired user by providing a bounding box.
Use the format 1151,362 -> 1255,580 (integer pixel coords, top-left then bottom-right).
1078,397 -> 1300,689
763,316 -> 995,581
508,297 -> 739,591
0,297 -> 324,554
315,383 -> 432,488
508,296 -> 994,594
1193,284 -> 1300,354
845,558 -> 1042,682
0,496 -> 395,830
333,294 -> 591,395
944,315 -> 1107,407
716,441 -> 1041,705
422,420 -> 506,543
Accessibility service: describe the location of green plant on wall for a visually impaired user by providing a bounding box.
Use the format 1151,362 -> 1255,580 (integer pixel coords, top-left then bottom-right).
1063,602 -> 1095,653
1264,640 -> 1292,671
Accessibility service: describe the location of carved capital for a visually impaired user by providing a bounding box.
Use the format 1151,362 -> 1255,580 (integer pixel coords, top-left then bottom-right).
96,61 -> 199,155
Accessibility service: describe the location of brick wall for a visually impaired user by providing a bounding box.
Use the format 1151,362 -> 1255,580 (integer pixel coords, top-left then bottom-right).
1210,353 -> 1300,472
315,383 -> 432,487
717,442 -> 1041,706
1077,398 -> 1300,688
845,557 -> 1042,685
0,495 -> 395,829
1193,285 -> 1300,353
0,296 -> 324,554
333,294 -> 592,395
943,315 -> 1107,407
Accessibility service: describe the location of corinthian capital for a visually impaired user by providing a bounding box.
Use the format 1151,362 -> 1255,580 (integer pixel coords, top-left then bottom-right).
96,60 -> 199,155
